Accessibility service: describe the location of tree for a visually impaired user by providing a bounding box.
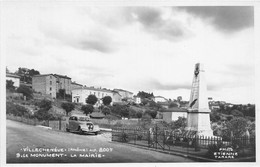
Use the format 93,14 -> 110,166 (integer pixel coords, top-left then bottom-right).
210,111 -> 221,122
86,95 -> 98,105
81,104 -> 94,115
141,98 -> 149,106
61,102 -> 75,116
6,80 -> 15,91
226,117 -> 248,138
231,109 -> 244,117
137,91 -> 154,99
17,85 -> 33,100
102,96 -> 112,106
102,106 -> 111,115
15,67 -> 40,84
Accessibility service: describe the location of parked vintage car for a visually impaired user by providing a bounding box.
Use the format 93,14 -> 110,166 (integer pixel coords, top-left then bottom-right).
66,114 -> 100,135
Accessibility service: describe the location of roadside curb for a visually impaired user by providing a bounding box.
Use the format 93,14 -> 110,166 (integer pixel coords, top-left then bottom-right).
110,141 -> 218,162
100,128 -> 112,132
35,125 -> 52,130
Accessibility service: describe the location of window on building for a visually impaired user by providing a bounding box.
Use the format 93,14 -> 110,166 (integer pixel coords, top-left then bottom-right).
50,81 -> 52,85
50,87 -> 52,91
50,75 -> 52,79
102,93 -> 104,97
94,92 -> 96,95
98,92 -> 100,97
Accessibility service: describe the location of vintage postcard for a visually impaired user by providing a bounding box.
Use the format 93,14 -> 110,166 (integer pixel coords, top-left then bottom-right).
0,0 -> 258,166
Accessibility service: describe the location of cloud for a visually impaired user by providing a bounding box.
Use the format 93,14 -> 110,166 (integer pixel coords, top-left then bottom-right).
128,7 -> 189,41
39,21 -> 117,53
149,79 -> 191,90
178,6 -> 254,33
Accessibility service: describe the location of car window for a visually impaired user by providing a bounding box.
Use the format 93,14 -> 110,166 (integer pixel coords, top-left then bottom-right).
78,117 -> 89,121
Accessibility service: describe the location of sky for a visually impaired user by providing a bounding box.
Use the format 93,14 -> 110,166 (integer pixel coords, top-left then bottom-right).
1,3 -> 255,104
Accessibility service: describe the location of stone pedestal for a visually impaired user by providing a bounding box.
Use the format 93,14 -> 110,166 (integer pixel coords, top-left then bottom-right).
185,63 -> 213,137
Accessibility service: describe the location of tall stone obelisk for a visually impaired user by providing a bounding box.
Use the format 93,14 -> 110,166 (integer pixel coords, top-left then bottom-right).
186,63 -> 213,137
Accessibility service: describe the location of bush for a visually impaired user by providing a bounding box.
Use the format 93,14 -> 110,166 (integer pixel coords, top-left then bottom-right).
136,111 -> 143,119
168,102 -> 178,108
33,108 -> 55,121
37,99 -> 52,110
6,101 -> 29,116
110,105 -> 129,118
102,106 -> 111,115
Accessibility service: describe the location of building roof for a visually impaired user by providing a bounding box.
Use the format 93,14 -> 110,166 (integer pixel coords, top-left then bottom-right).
113,88 -> 133,94
6,73 -> 21,78
54,74 -> 71,79
33,74 -> 56,77
73,86 -> 113,93
71,82 -> 83,86
161,107 -> 188,113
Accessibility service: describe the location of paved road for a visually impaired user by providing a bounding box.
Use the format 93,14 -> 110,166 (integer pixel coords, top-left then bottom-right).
6,120 -> 194,163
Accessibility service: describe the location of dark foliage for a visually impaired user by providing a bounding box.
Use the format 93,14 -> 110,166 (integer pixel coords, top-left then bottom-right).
17,85 -> 33,100
6,102 -> 29,116
137,91 -> 154,99
86,95 -> 98,105
81,104 -> 94,115
6,80 -> 15,91
102,96 -> 112,106
61,102 -> 75,116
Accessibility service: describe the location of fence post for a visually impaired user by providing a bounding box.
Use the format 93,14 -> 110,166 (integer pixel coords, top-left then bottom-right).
59,119 -> 61,131
195,136 -> 200,151
134,128 -> 136,145
155,124 -> 157,149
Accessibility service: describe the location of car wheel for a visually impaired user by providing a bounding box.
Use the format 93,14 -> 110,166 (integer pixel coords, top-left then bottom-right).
66,128 -> 70,132
79,128 -> 84,135
95,132 -> 98,135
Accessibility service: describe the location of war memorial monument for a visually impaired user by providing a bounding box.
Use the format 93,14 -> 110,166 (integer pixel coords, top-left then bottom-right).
185,63 -> 215,138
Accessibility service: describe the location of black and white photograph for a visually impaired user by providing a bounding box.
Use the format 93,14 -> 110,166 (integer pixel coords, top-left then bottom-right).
0,0 -> 258,165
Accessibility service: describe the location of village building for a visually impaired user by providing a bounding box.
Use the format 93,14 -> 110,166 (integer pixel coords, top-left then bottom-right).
162,107 -> 188,123
32,74 -> 72,99
71,81 -> 83,90
113,88 -> 134,100
6,73 -> 21,88
32,74 -> 57,98
72,87 -> 121,107
133,95 -> 141,104
54,74 -> 72,95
